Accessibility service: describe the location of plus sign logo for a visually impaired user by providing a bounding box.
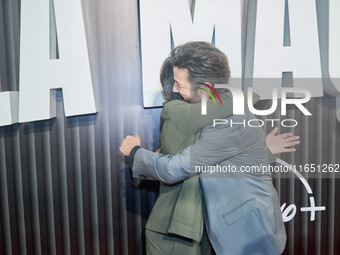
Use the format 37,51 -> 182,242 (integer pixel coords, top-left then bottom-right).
277,159 -> 326,222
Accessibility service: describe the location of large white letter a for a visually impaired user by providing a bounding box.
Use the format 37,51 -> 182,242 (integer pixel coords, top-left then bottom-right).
19,0 -> 97,123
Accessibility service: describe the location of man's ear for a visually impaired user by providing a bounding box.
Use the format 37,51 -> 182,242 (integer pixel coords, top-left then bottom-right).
201,82 -> 213,89
200,82 -> 214,93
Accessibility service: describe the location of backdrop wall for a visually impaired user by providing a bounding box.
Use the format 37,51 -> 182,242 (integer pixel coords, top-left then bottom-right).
0,0 -> 339,255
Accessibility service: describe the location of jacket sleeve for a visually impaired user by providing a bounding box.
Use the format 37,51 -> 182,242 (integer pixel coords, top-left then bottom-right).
132,124 -> 241,184
132,147 -> 192,184
166,92 -> 260,135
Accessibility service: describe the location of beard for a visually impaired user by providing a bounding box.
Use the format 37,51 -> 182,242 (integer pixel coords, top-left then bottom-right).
186,89 -> 202,103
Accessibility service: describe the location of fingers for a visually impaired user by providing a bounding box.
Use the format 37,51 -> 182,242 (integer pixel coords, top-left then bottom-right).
119,145 -> 127,156
280,132 -> 294,139
284,135 -> 300,142
285,140 -> 300,147
283,148 -> 296,153
119,135 -> 140,156
269,127 -> 279,136
280,133 -> 300,143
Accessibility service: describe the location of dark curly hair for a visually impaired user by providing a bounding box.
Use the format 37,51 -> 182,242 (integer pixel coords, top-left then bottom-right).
170,41 -> 230,93
160,57 -> 184,102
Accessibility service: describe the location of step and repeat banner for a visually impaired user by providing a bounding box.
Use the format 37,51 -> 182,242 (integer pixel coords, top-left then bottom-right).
0,0 -> 339,254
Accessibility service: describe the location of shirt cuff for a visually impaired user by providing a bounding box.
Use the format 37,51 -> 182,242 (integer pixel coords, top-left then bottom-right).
267,149 -> 277,164
127,146 -> 141,166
